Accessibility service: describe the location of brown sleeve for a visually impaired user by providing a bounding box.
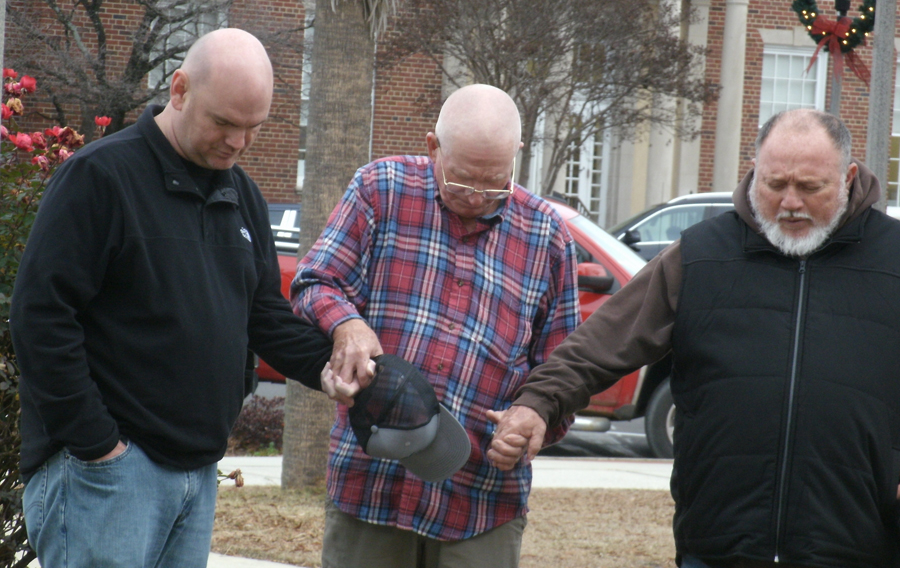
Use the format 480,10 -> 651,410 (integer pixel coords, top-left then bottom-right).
514,241 -> 683,429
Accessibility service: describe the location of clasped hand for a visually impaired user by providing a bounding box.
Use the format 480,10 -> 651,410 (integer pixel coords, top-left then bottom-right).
485,406 -> 548,470
320,318 -> 382,407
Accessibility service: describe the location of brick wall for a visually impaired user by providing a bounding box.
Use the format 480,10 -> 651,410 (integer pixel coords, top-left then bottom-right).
371,51 -> 443,159
3,0 -> 305,205
697,0 -> 900,192
6,0 -> 897,203
229,1 -> 305,204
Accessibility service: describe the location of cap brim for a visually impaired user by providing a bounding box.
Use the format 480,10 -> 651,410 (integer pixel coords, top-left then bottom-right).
400,404 -> 471,483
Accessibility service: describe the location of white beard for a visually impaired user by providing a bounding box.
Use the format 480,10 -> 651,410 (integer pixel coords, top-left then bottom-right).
749,178 -> 849,258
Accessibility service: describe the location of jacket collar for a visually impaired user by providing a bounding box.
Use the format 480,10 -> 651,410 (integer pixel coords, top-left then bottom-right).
137,105 -> 239,207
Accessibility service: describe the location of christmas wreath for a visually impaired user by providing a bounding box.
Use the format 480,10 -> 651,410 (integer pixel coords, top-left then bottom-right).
790,0 -> 876,85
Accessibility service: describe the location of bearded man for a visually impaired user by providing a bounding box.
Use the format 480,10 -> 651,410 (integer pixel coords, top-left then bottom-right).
485,108 -> 900,568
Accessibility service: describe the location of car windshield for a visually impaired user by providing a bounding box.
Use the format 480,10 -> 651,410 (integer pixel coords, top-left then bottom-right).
568,214 -> 647,275
635,204 -> 708,243
606,204 -> 664,234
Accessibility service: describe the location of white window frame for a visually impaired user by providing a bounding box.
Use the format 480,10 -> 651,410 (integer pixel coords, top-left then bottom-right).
563,129 -> 611,226
758,45 -> 829,127
888,56 -> 900,207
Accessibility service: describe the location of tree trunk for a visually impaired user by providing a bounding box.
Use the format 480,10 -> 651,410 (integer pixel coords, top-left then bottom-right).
281,0 -> 375,489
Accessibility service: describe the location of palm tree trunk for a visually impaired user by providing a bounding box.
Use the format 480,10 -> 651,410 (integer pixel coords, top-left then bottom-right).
281,0 -> 375,489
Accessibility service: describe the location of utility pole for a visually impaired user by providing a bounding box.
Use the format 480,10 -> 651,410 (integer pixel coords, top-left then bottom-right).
827,0 -> 850,116
866,0 -> 896,211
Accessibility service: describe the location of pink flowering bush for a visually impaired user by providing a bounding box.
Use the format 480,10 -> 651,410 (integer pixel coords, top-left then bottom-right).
0,68 -> 95,568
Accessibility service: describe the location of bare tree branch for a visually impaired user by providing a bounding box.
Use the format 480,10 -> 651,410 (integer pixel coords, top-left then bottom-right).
6,0 -> 236,140
379,0 -> 718,193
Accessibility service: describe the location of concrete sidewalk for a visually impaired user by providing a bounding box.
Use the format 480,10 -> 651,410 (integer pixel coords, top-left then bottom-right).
209,455 -> 673,568
217,455 -> 673,491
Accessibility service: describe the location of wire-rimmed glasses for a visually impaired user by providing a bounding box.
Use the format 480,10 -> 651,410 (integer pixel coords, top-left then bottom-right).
437,146 -> 516,201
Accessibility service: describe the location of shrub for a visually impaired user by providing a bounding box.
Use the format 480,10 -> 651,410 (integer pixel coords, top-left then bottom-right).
0,69 -> 88,568
229,395 -> 285,455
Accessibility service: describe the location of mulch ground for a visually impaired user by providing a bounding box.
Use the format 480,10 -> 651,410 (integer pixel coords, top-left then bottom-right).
213,485 -> 677,567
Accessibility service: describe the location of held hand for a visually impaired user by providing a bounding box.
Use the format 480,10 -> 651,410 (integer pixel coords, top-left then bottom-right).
320,360 -> 376,407
485,406 -> 547,471
331,319 -> 383,390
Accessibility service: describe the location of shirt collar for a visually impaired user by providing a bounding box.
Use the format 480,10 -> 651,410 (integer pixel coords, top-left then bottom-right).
137,105 -> 237,205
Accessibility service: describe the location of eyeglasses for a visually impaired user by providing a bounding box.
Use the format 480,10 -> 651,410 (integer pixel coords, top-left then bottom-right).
437,146 -> 516,201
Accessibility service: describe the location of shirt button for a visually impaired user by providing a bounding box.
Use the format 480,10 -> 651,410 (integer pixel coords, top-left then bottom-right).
449,323 -> 455,330
457,279 -> 464,287
437,363 -> 444,371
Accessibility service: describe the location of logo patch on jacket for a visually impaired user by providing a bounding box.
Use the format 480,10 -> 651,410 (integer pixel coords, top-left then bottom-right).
240,227 -> 252,242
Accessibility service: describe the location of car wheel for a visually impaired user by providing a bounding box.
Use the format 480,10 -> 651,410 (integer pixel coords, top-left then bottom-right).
645,378 -> 675,459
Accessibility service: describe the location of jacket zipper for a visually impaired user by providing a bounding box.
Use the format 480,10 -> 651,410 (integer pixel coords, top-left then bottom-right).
773,259 -> 807,562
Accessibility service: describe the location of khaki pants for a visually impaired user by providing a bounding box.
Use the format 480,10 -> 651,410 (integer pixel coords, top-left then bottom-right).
321,500 -> 527,568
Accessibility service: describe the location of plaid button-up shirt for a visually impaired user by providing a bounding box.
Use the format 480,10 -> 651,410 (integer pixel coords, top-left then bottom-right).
291,155 -> 580,541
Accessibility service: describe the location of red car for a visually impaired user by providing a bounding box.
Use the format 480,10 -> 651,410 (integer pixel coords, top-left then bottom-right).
260,198 -> 676,458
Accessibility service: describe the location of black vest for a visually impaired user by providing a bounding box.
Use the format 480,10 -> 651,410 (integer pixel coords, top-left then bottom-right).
672,209 -> 900,567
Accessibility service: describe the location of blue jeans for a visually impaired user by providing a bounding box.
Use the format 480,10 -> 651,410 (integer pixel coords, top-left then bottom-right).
23,441 -> 218,568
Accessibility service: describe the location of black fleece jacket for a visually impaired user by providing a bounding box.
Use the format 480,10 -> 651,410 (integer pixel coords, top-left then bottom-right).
11,106 -> 331,480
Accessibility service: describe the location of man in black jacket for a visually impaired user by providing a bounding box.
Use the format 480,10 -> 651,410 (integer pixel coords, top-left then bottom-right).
487,109 -> 900,568
10,28 -> 331,568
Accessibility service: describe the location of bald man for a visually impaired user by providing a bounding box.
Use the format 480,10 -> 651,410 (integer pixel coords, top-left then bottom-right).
11,28 -> 331,567
291,84 -> 581,568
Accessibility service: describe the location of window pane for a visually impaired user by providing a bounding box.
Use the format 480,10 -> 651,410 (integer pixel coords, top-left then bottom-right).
893,61 -> 900,135
888,135 -> 900,206
759,48 -> 821,126
775,54 -> 790,76
774,80 -> 788,103
760,78 -> 774,101
803,81 -> 816,105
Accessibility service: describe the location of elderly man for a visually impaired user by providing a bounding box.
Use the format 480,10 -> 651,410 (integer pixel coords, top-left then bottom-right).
11,29 -> 331,567
488,108 -> 900,568
291,84 -> 581,568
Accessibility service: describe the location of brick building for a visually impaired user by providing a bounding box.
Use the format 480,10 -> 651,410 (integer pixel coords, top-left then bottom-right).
553,0 -> 900,227
5,0 -> 899,228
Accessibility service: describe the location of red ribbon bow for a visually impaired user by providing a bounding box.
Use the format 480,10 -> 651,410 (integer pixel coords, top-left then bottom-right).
805,15 -> 871,87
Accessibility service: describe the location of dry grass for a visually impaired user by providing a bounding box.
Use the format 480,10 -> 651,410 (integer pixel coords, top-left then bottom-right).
213,486 -> 326,567
213,486 -> 676,568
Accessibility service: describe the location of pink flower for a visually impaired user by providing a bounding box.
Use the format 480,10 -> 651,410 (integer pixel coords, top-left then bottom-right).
4,82 -> 21,96
1,126 -> 8,140
94,116 -> 112,127
57,147 -> 73,162
19,75 -> 36,94
1,104 -> 11,120
3,69 -> 17,79
31,132 -> 47,150
44,125 -> 63,139
31,154 -> 50,171
9,132 -> 34,152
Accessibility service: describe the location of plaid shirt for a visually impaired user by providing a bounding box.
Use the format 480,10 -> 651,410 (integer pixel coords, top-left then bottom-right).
291,155 -> 580,541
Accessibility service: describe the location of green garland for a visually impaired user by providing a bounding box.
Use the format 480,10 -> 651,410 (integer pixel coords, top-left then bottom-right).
791,0 -> 876,53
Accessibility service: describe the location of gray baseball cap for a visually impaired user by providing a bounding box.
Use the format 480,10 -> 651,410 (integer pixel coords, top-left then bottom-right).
349,354 -> 471,483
